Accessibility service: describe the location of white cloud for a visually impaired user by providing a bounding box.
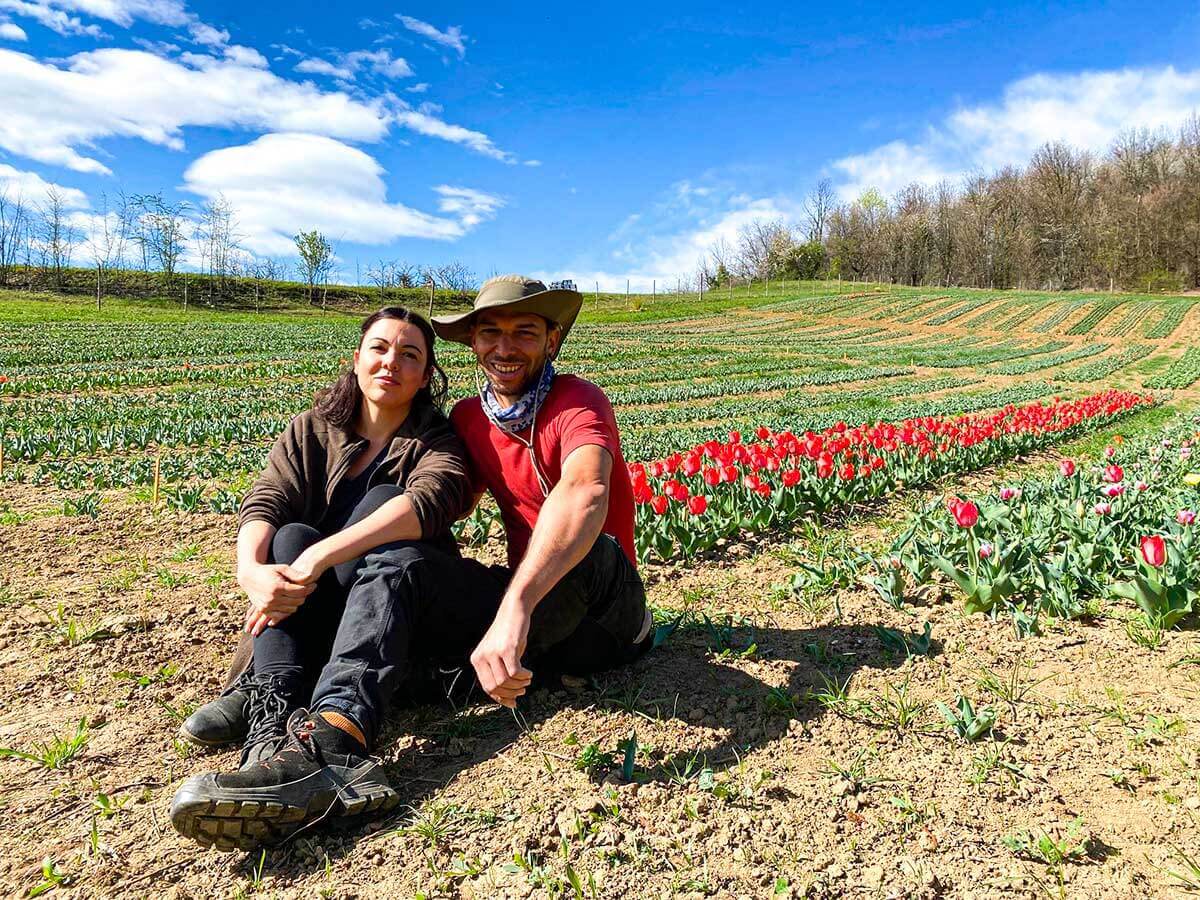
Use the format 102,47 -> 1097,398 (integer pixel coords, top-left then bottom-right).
535,182 -> 802,291
523,159 -> 542,167
0,20 -> 27,38
0,0 -> 101,35
0,163 -> 88,206
182,133 -> 491,255
222,43 -> 266,68
187,20 -> 227,47
0,46 -> 391,173
396,14 -> 465,58
831,65 -> 1200,200
295,56 -> 352,79
392,106 -> 514,163
405,81 -> 428,93
296,47 -> 413,82
0,0 -> 192,35
433,185 -> 503,227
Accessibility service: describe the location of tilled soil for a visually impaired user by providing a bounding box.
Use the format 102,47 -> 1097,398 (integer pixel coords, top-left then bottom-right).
1,482 -> 1198,899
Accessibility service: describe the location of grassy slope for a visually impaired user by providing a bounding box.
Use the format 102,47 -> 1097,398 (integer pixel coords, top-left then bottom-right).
5,280 -> 1197,327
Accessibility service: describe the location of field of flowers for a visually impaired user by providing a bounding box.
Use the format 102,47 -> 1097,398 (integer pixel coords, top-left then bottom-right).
1,282 -> 1200,899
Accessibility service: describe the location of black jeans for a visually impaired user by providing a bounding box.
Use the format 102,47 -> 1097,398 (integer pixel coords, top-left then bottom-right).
255,486 -> 649,748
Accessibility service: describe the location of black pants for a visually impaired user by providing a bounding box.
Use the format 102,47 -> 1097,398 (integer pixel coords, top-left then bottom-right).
254,485 -> 648,748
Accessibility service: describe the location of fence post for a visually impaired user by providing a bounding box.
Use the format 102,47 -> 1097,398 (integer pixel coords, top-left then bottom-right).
0,435 -> 5,480
652,279 -> 656,298
183,275 -> 188,310
152,451 -> 162,508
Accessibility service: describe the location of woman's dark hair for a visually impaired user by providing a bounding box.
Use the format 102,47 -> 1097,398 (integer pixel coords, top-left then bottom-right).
314,306 -> 449,427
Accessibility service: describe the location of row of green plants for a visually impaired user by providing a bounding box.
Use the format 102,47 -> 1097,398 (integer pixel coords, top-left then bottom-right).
1059,344 -> 1153,383
1145,347 -> 1200,390
874,411 -> 1200,640
986,343 -> 1108,376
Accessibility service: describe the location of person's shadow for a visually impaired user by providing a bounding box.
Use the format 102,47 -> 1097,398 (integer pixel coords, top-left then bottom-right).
266,614 -> 939,875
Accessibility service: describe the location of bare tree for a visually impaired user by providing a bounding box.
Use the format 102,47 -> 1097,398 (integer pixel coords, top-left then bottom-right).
195,194 -> 241,302
138,194 -> 191,281
83,191 -> 129,309
0,188 -> 30,286
429,260 -> 476,292
39,187 -> 79,288
735,219 -> 792,279
804,178 -> 836,243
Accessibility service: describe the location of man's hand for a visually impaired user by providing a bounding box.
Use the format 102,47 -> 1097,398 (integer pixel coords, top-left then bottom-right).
470,604 -> 533,708
238,562 -> 315,636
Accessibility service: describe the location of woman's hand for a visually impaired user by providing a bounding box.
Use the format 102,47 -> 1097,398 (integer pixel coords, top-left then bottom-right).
278,545 -> 329,586
238,562 -> 315,635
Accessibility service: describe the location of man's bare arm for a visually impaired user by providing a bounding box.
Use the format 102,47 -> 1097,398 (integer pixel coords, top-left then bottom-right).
469,444 -> 612,706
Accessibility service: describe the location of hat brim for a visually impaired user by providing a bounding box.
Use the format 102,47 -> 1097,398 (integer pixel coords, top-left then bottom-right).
431,289 -> 583,346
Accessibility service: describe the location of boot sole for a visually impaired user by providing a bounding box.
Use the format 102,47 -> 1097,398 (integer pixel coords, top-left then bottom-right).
171,777 -> 400,851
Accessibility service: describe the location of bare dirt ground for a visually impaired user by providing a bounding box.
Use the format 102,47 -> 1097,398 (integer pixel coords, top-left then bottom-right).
2,470 -> 1199,900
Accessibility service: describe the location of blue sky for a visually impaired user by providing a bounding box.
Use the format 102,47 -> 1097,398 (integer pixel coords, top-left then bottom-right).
1,0 -> 1199,289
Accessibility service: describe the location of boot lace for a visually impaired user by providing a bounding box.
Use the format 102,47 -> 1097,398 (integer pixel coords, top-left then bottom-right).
238,674 -> 294,765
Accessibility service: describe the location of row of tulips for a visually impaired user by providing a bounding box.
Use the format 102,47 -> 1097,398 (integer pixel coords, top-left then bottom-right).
627,389 -> 1157,564
883,412 -> 1200,635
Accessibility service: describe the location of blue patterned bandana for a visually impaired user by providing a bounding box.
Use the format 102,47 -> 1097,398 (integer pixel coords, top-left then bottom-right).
479,360 -> 555,435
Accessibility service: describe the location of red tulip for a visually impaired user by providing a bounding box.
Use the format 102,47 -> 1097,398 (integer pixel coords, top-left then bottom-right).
1177,509 -> 1196,526
755,426 -> 771,441
688,495 -> 708,515
1140,535 -> 1166,568
1059,459 -> 1076,477
782,469 -> 801,487
755,483 -> 772,497
1093,502 -> 1112,516
650,495 -> 669,516
632,481 -> 653,505
728,430 -> 742,444
1103,464 -> 1123,483
703,467 -> 721,487
838,463 -> 855,480
816,457 -> 834,479
948,498 -> 979,528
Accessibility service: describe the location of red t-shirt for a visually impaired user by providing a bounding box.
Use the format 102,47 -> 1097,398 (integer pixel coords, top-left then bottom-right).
450,375 -> 636,568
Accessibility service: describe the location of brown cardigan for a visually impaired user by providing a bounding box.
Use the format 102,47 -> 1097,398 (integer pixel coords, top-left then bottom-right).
222,401 -> 472,688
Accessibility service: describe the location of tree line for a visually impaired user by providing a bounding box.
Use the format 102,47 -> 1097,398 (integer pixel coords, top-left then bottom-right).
0,189 -> 480,309
702,116 -> 1200,293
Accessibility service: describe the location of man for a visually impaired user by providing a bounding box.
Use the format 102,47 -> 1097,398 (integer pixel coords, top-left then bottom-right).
435,274 -> 650,707
171,275 -> 649,849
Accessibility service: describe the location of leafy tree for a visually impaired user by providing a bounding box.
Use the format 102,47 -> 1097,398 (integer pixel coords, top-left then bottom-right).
294,229 -> 333,304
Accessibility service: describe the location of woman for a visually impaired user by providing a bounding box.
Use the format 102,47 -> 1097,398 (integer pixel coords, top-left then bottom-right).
178,306 -> 472,768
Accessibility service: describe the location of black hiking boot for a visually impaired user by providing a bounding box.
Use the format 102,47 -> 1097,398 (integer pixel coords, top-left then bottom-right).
170,709 -> 398,851
237,673 -> 296,769
179,670 -> 255,749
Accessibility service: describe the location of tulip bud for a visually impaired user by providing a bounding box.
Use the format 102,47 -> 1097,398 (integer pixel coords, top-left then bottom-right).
978,542 -> 994,560
1135,480 -> 1148,492
1104,446 -> 1116,459
1059,459 -> 1076,478
1093,502 -> 1112,516
1075,500 -> 1086,518
1177,509 -> 1196,526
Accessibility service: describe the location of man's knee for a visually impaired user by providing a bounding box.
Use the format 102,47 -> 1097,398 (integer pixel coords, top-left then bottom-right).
358,540 -> 433,584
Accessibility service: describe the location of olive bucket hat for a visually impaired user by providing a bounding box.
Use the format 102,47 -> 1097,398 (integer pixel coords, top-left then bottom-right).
431,274 -> 583,347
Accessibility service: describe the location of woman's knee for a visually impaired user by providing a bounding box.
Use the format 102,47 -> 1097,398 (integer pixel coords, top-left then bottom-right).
270,522 -> 322,565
